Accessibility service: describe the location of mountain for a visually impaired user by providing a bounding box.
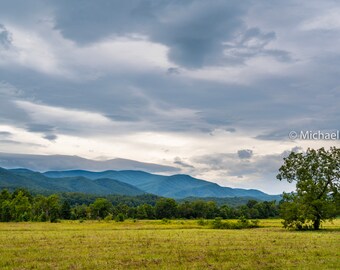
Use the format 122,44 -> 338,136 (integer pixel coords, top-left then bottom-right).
0,167 -> 52,192
0,152 -> 179,173
0,166 -> 281,200
0,168 -> 144,196
44,170 -> 281,200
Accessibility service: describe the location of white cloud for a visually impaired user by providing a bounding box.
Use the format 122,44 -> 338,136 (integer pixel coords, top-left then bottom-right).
0,23 -> 172,80
300,9 -> 340,31
14,100 -> 113,130
0,24 -> 64,76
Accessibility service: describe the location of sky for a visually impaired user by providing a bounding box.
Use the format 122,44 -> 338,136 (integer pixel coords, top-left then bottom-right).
0,0 -> 339,194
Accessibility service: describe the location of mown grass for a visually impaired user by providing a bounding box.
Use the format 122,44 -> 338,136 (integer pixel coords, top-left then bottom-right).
0,219 -> 339,269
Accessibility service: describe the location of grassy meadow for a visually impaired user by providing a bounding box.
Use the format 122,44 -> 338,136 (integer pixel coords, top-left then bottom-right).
0,219 -> 339,270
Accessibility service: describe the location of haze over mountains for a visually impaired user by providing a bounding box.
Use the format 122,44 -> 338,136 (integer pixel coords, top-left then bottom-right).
0,152 -> 179,173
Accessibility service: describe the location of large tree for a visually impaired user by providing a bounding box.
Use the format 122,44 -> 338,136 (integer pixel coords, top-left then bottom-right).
277,147 -> 339,230
155,198 -> 178,219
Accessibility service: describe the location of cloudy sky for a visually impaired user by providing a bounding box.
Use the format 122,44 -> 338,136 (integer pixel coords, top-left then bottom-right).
0,0 -> 339,194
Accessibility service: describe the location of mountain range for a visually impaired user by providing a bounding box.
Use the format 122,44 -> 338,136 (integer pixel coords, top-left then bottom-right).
0,168 -> 144,196
0,167 -> 281,201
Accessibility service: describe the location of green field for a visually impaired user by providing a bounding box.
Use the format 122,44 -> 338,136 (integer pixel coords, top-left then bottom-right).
0,219 -> 339,269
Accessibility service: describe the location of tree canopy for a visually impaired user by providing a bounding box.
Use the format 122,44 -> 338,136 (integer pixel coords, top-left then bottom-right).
0,188 -> 279,222
277,147 -> 340,230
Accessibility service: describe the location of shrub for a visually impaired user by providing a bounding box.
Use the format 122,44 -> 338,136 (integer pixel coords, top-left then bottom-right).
161,218 -> 170,224
104,214 -> 113,222
115,213 -> 125,222
211,217 -> 260,229
197,219 -> 209,226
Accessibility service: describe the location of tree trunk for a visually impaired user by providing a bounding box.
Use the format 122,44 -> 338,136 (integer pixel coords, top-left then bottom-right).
313,218 -> 320,230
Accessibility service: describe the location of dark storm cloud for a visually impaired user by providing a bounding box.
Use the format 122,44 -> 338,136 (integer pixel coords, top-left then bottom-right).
1,60 -> 339,141
2,0 -> 331,139
0,0 -> 48,23
223,27 -> 292,64
167,67 -> 180,75
26,124 -> 55,133
50,0 -> 250,68
26,124 -> 58,142
0,82 -> 31,126
0,24 -> 12,49
237,149 -> 253,159
42,134 -> 57,141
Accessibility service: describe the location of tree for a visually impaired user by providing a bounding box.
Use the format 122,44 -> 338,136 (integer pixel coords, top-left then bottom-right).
0,189 -> 11,201
155,198 -> 178,219
60,201 -> 71,220
71,204 -> 88,220
0,199 -> 11,222
0,189 -> 12,222
90,198 -> 112,219
46,194 -> 61,222
10,191 -> 32,221
136,204 -> 155,219
32,195 -> 48,221
277,147 -> 339,230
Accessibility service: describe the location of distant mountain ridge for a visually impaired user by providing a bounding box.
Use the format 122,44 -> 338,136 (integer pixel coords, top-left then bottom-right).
0,167 -> 281,201
44,169 -> 281,201
0,168 -> 144,196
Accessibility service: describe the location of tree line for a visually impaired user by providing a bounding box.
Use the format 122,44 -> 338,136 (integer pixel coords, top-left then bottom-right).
0,188 -> 279,222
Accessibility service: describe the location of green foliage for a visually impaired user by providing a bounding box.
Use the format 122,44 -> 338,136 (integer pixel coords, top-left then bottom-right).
197,218 -> 208,226
277,147 -> 340,230
104,214 -> 113,221
60,201 -> 71,220
31,194 -> 61,222
0,200 -> 11,221
161,218 -> 170,224
211,217 -> 260,229
0,188 -> 280,222
90,198 -> 113,219
155,198 -> 178,219
136,203 -> 155,219
10,191 -> 32,221
58,192 -> 160,207
71,204 -> 89,220
47,195 -> 61,223
115,213 -> 125,222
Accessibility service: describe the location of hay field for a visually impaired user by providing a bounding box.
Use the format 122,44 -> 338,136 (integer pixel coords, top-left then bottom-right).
0,219 -> 339,269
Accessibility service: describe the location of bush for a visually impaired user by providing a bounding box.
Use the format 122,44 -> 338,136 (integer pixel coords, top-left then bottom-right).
197,219 -> 208,226
161,218 -> 170,224
104,214 -> 113,222
211,217 -> 260,229
50,218 -> 61,223
115,213 -> 125,222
